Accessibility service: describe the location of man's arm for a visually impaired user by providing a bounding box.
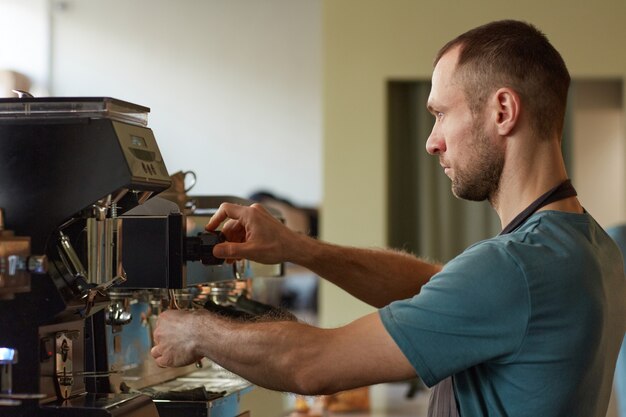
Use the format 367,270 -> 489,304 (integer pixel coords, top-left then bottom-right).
292,238 -> 441,307
151,309 -> 416,395
206,203 -> 441,307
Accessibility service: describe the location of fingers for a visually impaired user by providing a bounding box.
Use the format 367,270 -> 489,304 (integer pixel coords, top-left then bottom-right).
205,203 -> 229,231
151,311 -> 191,368
213,241 -> 249,260
220,219 -> 246,242
205,203 -> 283,264
151,345 -> 161,359
151,345 -> 169,368
205,203 -> 247,231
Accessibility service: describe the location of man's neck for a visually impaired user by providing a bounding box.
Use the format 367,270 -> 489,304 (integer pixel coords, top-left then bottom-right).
492,139 -> 583,230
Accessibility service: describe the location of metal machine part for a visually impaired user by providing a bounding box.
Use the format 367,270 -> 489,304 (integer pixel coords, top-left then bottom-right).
55,332 -> 76,400
105,302 -> 133,326
87,211 -> 124,287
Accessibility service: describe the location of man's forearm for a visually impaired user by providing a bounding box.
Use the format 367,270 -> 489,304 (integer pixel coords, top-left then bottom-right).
287,234 -> 442,307
193,312 -> 325,393
187,311 -> 415,395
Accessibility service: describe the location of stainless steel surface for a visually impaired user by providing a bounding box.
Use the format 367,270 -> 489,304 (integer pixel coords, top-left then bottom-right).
87,214 -> 123,286
152,362 -> 250,394
55,332 -> 75,399
58,231 -> 88,280
105,302 -> 133,326
42,393 -> 160,417
39,321 -> 87,404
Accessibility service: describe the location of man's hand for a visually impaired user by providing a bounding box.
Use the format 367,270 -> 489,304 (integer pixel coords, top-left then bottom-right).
151,309 -> 205,367
205,203 -> 304,265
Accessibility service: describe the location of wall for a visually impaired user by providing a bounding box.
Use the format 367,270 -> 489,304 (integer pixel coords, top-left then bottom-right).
320,1 -> 626,326
572,80 -> 625,228
0,0 -> 49,96
48,0 -> 322,206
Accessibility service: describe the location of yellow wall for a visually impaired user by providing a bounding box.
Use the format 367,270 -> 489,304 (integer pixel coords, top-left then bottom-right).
320,0 -> 626,327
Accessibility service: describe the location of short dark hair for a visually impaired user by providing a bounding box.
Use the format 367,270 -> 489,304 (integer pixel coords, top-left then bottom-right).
435,20 -> 571,139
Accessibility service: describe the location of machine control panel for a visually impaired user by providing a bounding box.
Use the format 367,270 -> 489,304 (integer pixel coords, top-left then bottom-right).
113,121 -> 170,187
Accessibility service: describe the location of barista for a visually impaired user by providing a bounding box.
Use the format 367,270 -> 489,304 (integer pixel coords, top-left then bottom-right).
152,20 -> 626,417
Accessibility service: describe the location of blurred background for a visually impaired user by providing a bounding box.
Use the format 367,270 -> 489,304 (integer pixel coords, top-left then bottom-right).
0,0 -> 322,207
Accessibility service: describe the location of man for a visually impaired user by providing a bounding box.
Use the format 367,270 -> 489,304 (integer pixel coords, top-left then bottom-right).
151,20 -> 626,416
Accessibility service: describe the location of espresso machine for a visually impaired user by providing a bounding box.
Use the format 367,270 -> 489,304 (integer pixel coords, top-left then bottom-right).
0,97 -> 282,417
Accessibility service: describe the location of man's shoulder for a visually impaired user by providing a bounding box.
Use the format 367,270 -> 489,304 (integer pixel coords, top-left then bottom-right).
443,211 -> 607,284
461,211 -> 606,261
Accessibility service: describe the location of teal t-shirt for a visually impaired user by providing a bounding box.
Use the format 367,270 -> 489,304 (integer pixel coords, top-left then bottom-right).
380,211 -> 626,417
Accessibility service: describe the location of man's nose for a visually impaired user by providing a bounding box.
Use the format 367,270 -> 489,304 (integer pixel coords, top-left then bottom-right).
426,127 -> 445,155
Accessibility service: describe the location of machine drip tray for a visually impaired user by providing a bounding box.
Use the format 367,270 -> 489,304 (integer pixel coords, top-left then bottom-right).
153,391 -> 251,417
41,393 -> 159,417
143,365 -> 253,417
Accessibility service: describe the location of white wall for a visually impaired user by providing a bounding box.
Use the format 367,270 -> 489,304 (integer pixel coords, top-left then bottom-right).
0,0 -> 50,96
47,0 -> 322,206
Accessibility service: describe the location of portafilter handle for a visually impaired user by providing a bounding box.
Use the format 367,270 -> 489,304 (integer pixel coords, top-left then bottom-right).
184,231 -> 226,265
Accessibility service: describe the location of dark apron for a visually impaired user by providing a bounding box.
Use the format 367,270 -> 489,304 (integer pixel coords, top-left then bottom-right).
426,180 -> 577,417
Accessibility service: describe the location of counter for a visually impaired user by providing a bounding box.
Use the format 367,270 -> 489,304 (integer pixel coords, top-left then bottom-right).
287,383 -> 429,417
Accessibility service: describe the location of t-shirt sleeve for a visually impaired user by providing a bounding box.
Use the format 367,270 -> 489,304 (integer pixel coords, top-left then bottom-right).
379,242 -> 530,387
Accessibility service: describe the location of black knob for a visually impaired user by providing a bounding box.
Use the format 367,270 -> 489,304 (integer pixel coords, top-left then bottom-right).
185,231 -> 226,265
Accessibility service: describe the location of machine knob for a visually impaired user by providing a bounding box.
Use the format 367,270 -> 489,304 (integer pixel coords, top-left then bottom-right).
185,231 -> 226,265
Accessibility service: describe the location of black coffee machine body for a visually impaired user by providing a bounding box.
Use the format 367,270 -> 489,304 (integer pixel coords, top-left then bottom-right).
0,97 -> 173,416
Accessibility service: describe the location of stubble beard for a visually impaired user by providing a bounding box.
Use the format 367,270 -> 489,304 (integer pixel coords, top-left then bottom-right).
450,122 -> 504,203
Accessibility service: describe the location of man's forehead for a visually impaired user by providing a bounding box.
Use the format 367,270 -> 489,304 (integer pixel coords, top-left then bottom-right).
433,46 -> 461,83
427,48 -> 462,110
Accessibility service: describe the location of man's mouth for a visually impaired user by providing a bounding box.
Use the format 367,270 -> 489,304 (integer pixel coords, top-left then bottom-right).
440,161 -> 450,175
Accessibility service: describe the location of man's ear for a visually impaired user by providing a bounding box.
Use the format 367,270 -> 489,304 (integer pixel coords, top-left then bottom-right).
492,87 -> 520,136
